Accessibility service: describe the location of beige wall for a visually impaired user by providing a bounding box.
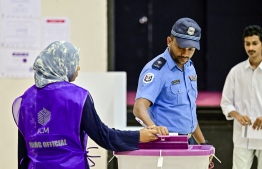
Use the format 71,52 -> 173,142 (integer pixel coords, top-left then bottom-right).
0,0 -> 107,169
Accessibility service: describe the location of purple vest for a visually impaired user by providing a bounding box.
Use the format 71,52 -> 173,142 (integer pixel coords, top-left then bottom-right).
12,82 -> 88,169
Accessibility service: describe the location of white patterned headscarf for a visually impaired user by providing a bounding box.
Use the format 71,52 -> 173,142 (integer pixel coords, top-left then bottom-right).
33,41 -> 80,88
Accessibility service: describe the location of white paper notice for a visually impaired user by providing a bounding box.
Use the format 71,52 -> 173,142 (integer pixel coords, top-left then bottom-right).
242,117 -> 262,139
1,0 -> 41,18
42,18 -> 70,49
0,18 -> 41,48
0,49 -> 39,78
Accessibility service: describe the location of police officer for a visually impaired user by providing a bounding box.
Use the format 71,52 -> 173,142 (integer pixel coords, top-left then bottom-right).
133,17 -> 208,145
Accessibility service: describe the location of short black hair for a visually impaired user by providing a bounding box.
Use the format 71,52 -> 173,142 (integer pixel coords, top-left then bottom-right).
243,25 -> 262,42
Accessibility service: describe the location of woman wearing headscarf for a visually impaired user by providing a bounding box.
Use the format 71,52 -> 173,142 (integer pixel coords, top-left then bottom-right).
12,41 -> 157,169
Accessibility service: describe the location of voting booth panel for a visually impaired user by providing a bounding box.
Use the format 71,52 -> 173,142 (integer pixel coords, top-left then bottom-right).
74,72 -> 127,169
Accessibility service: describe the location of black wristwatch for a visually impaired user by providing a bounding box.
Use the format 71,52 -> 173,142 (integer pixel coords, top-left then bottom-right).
200,140 -> 209,145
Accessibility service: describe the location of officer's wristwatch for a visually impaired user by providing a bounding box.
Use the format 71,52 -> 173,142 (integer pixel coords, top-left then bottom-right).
200,140 -> 209,145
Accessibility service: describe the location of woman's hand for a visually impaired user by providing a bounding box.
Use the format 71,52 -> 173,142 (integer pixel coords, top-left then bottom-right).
139,128 -> 158,142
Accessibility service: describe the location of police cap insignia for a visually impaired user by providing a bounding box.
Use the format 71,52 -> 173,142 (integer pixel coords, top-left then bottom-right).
187,27 -> 195,35
143,73 -> 154,83
152,57 -> 166,70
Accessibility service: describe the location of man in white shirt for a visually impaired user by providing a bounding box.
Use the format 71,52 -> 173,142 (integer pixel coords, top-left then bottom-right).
221,25 -> 262,169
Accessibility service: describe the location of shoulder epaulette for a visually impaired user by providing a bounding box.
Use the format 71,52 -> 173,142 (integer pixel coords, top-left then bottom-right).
152,57 -> 166,70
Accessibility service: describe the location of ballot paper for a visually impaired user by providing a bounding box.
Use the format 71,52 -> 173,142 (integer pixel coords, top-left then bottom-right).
169,133 -> 178,136
242,117 -> 262,139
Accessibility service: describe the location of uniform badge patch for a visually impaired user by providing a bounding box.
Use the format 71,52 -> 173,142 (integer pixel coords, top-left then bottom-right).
189,75 -> 197,81
171,79 -> 180,85
143,73 -> 154,83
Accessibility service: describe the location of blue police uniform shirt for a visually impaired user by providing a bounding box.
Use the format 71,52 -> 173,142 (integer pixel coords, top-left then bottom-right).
136,48 -> 198,134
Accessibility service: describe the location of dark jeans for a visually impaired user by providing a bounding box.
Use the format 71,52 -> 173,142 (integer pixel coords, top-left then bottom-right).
188,136 -> 197,145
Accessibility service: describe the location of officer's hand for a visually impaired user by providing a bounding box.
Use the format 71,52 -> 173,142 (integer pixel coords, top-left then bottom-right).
208,155 -> 214,169
252,117 -> 262,130
139,128 -> 158,142
148,125 -> 169,135
209,155 -> 214,164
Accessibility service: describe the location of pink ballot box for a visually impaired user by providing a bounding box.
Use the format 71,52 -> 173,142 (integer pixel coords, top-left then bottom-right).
114,136 -> 214,169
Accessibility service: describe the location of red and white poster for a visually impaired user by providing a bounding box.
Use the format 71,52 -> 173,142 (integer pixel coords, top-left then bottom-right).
42,17 -> 70,49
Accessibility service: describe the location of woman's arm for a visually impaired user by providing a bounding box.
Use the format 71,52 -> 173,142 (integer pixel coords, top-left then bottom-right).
80,94 -> 140,152
18,130 -> 30,169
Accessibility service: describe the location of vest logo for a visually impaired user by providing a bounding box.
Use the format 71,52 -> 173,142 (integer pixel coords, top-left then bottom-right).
38,108 -> 51,126
38,127 -> 49,134
37,108 -> 51,134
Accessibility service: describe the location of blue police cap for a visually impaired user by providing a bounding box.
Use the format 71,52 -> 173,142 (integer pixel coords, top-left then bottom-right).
171,18 -> 201,50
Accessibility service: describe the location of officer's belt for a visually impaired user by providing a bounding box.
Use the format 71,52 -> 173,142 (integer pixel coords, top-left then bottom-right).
178,133 -> 192,139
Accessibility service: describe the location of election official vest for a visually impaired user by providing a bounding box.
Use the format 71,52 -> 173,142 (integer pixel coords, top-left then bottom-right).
12,82 -> 88,169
